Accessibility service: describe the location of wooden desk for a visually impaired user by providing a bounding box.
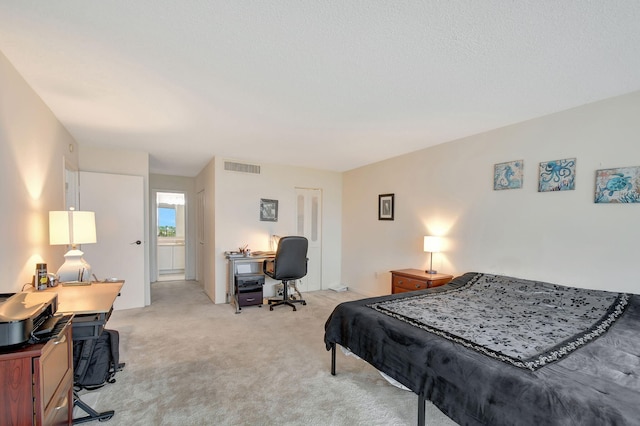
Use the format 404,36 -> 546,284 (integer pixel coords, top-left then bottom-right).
225,253 -> 274,312
42,281 -> 123,315
41,282 -> 123,341
39,282 -> 123,424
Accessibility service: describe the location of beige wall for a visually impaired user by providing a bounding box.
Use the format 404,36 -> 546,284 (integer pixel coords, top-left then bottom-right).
3,41 -> 638,300
79,145 -> 151,305
343,91 -> 640,296
211,157 -> 343,304
0,51 -> 79,293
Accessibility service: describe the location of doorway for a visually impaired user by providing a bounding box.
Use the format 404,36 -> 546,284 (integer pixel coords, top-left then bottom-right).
156,192 -> 186,281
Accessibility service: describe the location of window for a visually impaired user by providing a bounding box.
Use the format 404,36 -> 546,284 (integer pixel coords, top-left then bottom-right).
158,207 -> 177,237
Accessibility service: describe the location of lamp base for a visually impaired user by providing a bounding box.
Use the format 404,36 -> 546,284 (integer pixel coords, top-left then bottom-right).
425,269 -> 438,274
56,249 -> 92,282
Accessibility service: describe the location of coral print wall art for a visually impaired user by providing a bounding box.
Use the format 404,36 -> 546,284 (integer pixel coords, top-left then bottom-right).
538,158 -> 576,192
494,160 -> 523,190
595,166 -> 640,203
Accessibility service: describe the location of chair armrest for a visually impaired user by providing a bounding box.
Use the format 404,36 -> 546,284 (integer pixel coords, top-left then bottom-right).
263,259 -> 275,276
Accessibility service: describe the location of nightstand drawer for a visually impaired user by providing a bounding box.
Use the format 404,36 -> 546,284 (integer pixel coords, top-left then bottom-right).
390,269 -> 453,294
393,275 -> 427,292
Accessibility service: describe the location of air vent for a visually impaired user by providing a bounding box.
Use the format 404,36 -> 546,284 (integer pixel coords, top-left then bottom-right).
224,161 -> 261,174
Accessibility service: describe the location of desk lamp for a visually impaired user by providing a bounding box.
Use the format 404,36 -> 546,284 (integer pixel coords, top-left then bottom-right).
270,234 -> 281,252
423,236 -> 442,274
49,209 -> 97,282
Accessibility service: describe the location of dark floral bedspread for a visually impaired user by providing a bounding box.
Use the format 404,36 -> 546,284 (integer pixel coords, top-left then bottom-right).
324,272 -> 640,425
368,273 -> 629,370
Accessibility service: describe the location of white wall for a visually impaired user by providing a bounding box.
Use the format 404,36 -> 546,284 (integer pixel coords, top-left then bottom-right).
149,174 -> 197,281
213,157 -> 343,304
79,145 -> 151,305
343,91 -> 640,296
0,51 -> 79,293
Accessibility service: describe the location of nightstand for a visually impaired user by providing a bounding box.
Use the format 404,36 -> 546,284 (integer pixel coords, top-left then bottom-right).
390,269 -> 453,294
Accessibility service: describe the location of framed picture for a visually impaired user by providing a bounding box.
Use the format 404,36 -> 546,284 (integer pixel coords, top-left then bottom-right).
378,194 -> 394,220
594,166 -> 640,203
538,158 -> 576,192
260,198 -> 278,221
494,160 -> 523,190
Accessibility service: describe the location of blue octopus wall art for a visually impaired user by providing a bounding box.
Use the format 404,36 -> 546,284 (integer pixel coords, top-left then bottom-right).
538,158 -> 576,192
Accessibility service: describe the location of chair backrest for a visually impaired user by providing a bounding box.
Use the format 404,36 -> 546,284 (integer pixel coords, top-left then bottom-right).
272,236 -> 308,281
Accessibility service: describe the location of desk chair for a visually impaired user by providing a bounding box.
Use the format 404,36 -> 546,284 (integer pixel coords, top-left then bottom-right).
263,236 -> 308,311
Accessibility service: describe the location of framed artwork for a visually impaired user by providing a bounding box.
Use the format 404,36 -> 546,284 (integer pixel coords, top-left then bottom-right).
260,198 -> 278,221
494,160 -> 524,190
378,194 -> 394,220
538,158 -> 576,192
594,166 -> 640,203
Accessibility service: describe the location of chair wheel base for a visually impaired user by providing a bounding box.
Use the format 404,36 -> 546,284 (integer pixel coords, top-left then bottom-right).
267,298 -> 304,311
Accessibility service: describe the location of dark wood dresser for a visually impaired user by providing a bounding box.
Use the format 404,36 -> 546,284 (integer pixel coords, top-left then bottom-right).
0,319 -> 73,426
390,269 -> 453,294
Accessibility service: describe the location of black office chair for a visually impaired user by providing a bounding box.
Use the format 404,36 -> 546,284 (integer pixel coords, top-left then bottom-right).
263,236 -> 308,311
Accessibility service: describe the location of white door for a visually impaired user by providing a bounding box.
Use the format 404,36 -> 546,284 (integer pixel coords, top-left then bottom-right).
79,171 -> 146,310
196,189 -> 205,283
295,188 -> 322,292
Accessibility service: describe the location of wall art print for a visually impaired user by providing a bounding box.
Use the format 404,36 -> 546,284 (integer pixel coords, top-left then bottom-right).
494,160 -> 523,190
260,198 -> 278,221
538,158 -> 576,192
594,166 -> 640,203
378,193 -> 394,220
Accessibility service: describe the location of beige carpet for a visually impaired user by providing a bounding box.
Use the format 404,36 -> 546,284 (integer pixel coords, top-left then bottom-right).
81,280 -> 458,426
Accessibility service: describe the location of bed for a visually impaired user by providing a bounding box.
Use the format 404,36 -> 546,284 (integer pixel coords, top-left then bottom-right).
324,272 -> 640,426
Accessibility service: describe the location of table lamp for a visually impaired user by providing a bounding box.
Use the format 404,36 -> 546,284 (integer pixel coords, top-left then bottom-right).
423,236 -> 442,274
49,209 -> 97,282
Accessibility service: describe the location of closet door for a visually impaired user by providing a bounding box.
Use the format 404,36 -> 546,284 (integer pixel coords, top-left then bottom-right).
295,188 -> 322,292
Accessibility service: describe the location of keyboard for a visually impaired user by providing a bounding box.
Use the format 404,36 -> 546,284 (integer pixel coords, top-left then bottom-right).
30,314 -> 73,343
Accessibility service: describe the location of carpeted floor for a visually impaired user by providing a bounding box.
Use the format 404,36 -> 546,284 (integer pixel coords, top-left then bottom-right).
79,280 -> 458,425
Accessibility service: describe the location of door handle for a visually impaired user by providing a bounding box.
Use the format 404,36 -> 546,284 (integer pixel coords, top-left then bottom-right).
131,240 -> 142,245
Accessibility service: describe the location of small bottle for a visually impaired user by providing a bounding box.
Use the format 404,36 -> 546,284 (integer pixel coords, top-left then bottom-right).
36,263 -> 48,290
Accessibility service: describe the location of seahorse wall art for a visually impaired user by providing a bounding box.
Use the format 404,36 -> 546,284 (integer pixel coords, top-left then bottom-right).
494,160 -> 524,190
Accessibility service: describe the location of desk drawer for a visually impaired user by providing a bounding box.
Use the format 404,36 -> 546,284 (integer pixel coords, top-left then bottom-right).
238,291 -> 263,307
36,321 -> 73,425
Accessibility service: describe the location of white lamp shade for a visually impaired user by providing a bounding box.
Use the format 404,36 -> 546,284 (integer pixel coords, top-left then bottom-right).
423,236 -> 442,253
49,210 -> 97,246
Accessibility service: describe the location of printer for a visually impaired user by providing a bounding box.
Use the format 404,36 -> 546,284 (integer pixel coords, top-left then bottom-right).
0,291 -> 59,348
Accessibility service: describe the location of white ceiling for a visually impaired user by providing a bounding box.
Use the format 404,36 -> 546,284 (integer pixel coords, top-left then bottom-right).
2,1 -> 640,176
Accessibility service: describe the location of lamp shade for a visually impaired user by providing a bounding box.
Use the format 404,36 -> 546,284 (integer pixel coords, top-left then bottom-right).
49,210 -> 96,246
423,236 -> 442,253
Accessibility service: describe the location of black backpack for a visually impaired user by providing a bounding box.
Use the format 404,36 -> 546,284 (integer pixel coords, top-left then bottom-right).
73,329 -> 124,390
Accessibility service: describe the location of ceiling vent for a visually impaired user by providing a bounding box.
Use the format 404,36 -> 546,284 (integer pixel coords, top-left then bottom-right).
224,160 -> 261,174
